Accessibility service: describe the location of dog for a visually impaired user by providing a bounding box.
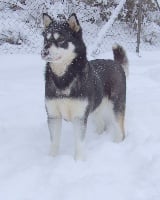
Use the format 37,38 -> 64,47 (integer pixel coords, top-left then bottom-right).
41,13 -> 128,160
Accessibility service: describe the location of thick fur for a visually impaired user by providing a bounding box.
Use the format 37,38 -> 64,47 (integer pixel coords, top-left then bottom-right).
42,13 -> 128,160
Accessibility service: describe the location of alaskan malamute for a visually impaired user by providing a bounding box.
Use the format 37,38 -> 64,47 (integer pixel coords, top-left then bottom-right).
41,13 -> 128,160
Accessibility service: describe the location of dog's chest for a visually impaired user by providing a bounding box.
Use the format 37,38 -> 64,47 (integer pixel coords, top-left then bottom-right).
46,98 -> 88,121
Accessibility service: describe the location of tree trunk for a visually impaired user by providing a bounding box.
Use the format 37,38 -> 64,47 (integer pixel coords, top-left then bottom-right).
136,0 -> 143,53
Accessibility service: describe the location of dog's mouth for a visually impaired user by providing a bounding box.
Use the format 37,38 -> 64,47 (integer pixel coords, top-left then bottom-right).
41,54 -> 62,63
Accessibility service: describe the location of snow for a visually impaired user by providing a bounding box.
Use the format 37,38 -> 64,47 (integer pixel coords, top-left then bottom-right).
0,51 -> 160,200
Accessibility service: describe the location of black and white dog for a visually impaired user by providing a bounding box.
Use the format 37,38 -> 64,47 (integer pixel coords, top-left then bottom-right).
41,13 -> 128,160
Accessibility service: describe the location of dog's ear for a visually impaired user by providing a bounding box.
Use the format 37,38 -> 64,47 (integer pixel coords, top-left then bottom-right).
68,13 -> 81,32
43,13 -> 53,28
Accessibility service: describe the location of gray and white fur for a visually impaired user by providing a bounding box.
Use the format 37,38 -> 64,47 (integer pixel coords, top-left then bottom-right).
41,13 -> 128,160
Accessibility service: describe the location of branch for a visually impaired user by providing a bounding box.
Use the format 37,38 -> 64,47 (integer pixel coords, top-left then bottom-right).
91,0 -> 127,56
154,0 -> 160,11
0,1 -> 26,10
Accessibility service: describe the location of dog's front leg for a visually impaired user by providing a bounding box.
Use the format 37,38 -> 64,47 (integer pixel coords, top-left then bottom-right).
48,117 -> 62,157
72,118 -> 87,161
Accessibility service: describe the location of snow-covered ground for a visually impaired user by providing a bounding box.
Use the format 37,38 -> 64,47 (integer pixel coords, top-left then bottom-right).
0,51 -> 160,200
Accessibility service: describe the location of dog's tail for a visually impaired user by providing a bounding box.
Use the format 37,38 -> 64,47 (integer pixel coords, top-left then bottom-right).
112,43 -> 129,77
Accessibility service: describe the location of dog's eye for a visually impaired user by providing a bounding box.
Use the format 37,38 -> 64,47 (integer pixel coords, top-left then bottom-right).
57,36 -> 65,45
46,33 -> 52,39
58,40 -> 65,45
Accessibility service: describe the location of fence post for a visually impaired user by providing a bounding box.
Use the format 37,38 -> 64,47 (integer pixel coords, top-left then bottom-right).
136,0 -> 143,53
154,0 -> 160,11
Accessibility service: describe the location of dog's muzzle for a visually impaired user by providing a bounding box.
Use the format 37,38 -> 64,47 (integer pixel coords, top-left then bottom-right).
41,49 -> 49,59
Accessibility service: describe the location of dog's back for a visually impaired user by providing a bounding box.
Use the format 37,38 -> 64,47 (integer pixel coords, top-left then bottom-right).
87,45 -> 128,140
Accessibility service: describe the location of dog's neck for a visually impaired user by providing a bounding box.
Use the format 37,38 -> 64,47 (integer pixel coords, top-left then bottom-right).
49,60 -> 72,77
47,53 -> 87,75
48,53 -> 87,77
46,55 -> 88,90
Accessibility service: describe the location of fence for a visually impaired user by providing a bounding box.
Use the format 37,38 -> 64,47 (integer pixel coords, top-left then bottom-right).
0,0 -> 160,55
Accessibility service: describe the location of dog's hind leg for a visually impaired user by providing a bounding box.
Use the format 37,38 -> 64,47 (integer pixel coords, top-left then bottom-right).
111,112 -> 125,143
48,117 -> 62,157
104,100 -> 124,143
94,116 -> 106,135
116,112 -> 125,140
72,118 -> 87,161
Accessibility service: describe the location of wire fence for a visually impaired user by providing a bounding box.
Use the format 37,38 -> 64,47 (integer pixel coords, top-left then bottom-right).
0,0 -> 160,55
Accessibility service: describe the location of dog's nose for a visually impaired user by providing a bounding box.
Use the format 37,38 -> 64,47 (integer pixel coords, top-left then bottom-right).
41,49 -> 49,57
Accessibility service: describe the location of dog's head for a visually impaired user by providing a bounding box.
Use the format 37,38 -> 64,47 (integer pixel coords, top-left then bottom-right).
41,13 -> 86,64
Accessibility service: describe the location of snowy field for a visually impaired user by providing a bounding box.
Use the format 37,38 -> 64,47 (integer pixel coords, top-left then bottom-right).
0,50 -> 160,200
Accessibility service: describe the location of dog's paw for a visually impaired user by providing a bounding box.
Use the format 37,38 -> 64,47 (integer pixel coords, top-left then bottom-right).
95,126 -> 105,135
49,144 -> 59,157
74,155 -> 86,162
113,132 -> 124,143
74,152 -> 86,161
